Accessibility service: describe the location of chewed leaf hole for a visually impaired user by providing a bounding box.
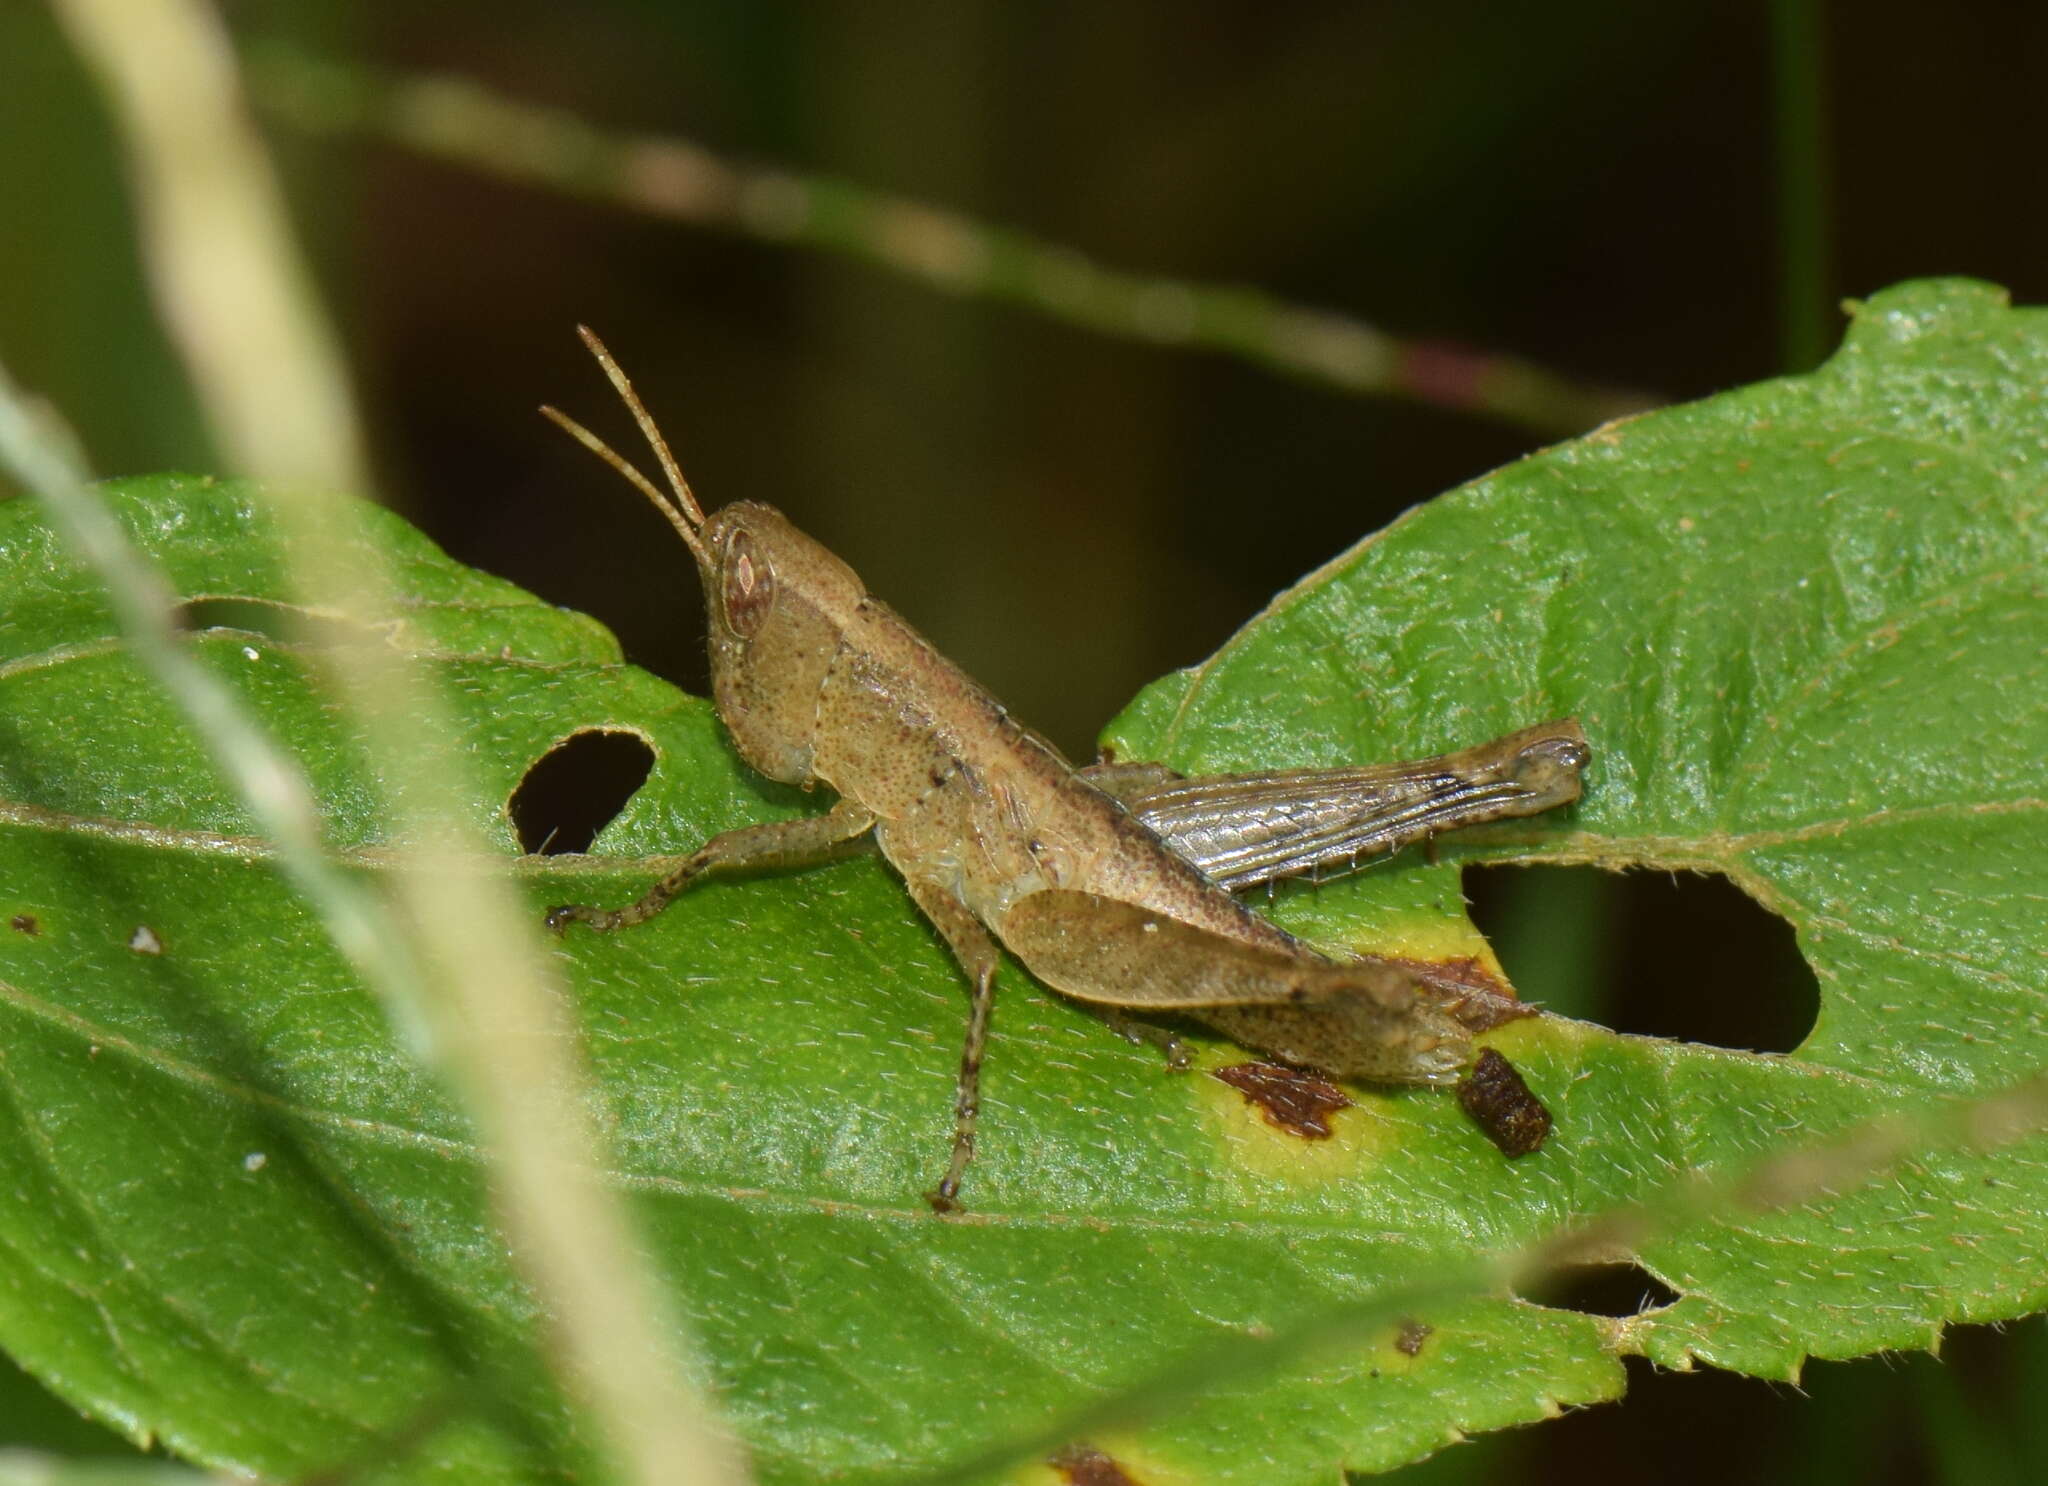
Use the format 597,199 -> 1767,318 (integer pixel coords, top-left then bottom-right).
175,597 -> 378,647
1463,865 -> 1818,1054
510,730 -> 654,855
1527,1260 -> 1680,1318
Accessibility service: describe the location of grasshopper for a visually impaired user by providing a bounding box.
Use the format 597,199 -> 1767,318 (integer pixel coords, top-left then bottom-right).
541,328 -> 1588,1210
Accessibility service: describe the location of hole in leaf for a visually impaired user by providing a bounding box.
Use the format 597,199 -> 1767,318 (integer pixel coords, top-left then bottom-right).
1528,1260 -> 1680,1318
510,730 -> 654,855
1463,865 -> 1819,1053
175,598 -> 375,647
1452,1317 -> 2048,1481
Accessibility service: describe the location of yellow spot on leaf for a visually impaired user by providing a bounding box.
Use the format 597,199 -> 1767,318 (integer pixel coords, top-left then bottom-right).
1193,1053 -> 1406,1188
1010,1436 -> 1204,1486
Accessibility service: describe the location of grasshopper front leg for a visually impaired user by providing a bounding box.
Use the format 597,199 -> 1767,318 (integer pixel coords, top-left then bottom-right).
545,799 -> 877,932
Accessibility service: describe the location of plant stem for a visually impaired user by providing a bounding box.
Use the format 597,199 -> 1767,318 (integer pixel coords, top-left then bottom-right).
250,45 -> 1660,438
46,2 -> 749,1480
1771,0 -> 1833,373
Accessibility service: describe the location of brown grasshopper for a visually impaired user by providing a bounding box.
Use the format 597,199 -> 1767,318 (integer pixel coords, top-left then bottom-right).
541,328 -> 1589,1210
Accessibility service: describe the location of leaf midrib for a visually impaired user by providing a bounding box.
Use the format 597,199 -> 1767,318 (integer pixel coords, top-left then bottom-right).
0,963 -> 1918,1238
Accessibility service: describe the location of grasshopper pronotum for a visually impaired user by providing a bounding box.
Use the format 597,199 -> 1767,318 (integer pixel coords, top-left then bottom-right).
542,329 -> 1588,1210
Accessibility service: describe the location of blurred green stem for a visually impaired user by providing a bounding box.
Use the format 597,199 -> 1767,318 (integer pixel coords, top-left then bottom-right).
249,45 -> 1659,437
46,2 -> 749,1480
1771,0 -> 1832,373
0,365 -> 419,1019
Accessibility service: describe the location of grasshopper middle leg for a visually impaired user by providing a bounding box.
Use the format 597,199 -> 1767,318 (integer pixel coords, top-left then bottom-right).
545,799 -> 876,932
900,875 -> 1003,1214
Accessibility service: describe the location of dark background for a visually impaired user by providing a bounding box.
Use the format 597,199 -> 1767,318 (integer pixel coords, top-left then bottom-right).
2,2 -> 2045,1481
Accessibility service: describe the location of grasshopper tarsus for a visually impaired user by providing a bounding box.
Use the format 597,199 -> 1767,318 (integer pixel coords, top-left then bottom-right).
546,858 -> 706,936
546,898 -> 667,934
544,903 -> 599,935
1099,1008 -> 1194,1071
546,867 -> 694,935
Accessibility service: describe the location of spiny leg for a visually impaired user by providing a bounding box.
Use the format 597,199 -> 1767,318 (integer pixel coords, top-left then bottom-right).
900,875 -> 1002,1214
545,800 -> 876,933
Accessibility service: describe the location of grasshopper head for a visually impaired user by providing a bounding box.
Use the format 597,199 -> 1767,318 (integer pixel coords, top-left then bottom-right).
696,501 -> 864,783
542,327 -> 862,784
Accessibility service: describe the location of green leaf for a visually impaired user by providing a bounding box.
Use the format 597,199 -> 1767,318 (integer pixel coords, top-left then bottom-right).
0,278 -> 2042,1485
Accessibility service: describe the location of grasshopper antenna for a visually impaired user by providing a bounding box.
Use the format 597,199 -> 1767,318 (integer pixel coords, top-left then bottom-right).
540,326 -> 711,568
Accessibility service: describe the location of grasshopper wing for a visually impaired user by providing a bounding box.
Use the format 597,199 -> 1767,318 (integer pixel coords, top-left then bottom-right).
1091,720 -> 1588,890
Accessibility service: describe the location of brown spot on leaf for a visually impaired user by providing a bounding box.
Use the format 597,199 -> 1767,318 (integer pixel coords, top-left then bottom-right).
1391,954 -> 1507,998
9,914 -> 38,936
1394,1317 -> 1433,1357
1457,1048 -> 1551,1157
1050,1445 -> 1143,1486
1213,1061 -> 1353,1140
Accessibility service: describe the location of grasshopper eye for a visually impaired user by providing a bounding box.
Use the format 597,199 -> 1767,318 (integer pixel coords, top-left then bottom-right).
720,529 -> 775,638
